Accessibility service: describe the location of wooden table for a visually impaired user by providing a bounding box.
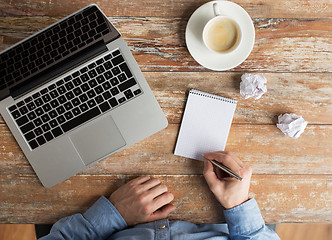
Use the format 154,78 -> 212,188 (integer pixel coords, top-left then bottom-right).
0,0 -> 331,224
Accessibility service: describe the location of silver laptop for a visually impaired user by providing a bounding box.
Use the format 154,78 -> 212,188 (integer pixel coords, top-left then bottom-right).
0,4 -> 167,188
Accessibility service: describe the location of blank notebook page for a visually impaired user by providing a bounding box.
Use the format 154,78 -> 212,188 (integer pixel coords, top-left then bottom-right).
174,89 -> 237,161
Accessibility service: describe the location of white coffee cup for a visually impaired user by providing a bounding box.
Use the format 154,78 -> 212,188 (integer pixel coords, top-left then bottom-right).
203,2 -> 241,54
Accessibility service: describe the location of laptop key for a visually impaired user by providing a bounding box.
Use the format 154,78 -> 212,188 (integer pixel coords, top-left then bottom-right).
117,73 -> 127,82
34,127 -> 43,136
49,119 -> 58,128
118,78 -> 137,92
96,75 -> 105,84
95,95 -> 104,104
52,127 -> 63,138
109,98 -> 118,108
58,96 -> 67,104
87,99 -> 96,108
42,94 -> 51,103
102,82 -> 111,91
79,103 -> 88,112
134,89 -> 142,95
17,115 -> 29,126
49,110 -> 58,118
25,131 -> 35,141
79,93 -> 88,102
103,61 -> 112,70
111,55 -> 124,66
71,98 -> 80,106
56,114 -> 65,123
41,123 -> 51,132
118,97 -> 126,104
104,71 -> 112,80
44,132 -> 54,141
29,139 -> 38,150
42,103 -> 51,112
100,101 -> 110,112
11,110 -> 21,119
64,102 -> 73,111
110,87 -> 119,96
110,77 -> 119,86
50,99 -> 59,108
111,66 -> 121,76
94,86 -> 103,94
124,89 -> 134,100
19,106 -> 28,115
87,89 -> 96,98
27,112 -> 37,120
35,98 -> 43,107
119,62 -> 133,78
64,111 -> 74,120
96,65 -> 105,74
36,136 -> 46,145
61,106 -> 101,133
72,107 -> 81,116
41,114 -> 50,123
65,91 -> 74,100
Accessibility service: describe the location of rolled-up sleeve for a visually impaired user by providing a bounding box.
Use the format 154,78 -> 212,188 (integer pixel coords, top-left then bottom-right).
40,196 -> 127,240
223,198 -> 280,240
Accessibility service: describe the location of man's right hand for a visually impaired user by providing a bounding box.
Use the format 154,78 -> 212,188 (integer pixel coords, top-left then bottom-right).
203,151 -> 252,209
109,176 -> 176,226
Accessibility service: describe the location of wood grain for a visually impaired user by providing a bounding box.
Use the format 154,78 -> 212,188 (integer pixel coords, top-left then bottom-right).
0,224 -> 36,240
0,0 -> 331,18
0,0 -> 331,225
277,223 -> 332,240
0,17 -> 331,72
147,72 -> 332,124
0,174 -> 331,224
0,72 -> 331,124
1,124 -> 331,176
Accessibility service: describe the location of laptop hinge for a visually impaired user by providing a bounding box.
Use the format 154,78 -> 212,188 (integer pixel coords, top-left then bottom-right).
10,40 -> 108,100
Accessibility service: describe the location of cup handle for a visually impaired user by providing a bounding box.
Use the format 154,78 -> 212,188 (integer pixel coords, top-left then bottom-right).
213,2 -> 221,16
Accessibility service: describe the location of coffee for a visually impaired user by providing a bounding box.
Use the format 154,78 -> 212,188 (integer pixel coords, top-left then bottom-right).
203,17 -> 240,53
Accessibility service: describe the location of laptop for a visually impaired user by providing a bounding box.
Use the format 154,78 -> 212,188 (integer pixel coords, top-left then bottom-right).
0,4 -> 168,188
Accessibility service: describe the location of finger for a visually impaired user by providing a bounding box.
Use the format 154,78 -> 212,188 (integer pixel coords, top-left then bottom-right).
203,152 -> 242,174
148,183 -> 168,199
130,176 -> 151,186
215,167 -> 230,179
152,192 -> 174,212
139,178 -> 161,192
224,151 -> 245,168
148,204 -> 176,222
203,158 -> 220,190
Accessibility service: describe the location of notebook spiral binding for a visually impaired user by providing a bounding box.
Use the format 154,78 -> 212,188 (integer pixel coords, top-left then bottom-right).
189,89 -> 237,104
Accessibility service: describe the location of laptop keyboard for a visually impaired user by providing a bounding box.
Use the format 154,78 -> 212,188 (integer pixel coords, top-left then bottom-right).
0,5 -> 111,91
8,49 -> 142,150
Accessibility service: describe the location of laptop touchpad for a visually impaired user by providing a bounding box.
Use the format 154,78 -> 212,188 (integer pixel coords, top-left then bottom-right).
70,116 -> 126,166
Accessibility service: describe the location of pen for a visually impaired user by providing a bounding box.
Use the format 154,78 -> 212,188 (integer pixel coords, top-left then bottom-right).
208,159 -> 243,181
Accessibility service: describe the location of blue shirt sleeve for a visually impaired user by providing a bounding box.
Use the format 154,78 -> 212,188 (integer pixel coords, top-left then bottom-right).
223,198 -> 280,240
40,196 -> 127,240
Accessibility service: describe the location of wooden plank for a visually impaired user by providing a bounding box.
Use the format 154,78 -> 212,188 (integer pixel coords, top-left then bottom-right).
1,124 -> 331,176
1,72 -> 331,124
0,174 -> 331,223
0,17 -> 331,72
1,0 -> 331,18
147,72 -> 332,125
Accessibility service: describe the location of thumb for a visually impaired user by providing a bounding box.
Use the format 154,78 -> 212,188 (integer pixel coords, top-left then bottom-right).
149,204 -> 176,221
203,158 -> 219,189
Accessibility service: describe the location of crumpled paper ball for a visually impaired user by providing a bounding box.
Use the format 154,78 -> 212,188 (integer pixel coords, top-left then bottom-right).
276,113 -> 308,139
240,73 -> 267,100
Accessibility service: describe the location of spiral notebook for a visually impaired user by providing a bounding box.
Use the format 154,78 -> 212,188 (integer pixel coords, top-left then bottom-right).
174,89 -> 237,161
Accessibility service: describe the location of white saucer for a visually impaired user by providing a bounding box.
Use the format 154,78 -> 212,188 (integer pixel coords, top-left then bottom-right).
185,0 -> 255,71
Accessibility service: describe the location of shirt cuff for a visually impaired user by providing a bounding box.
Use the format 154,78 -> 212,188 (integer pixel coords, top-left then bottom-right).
223,198 -> 265,236
83,196 -> 127,239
